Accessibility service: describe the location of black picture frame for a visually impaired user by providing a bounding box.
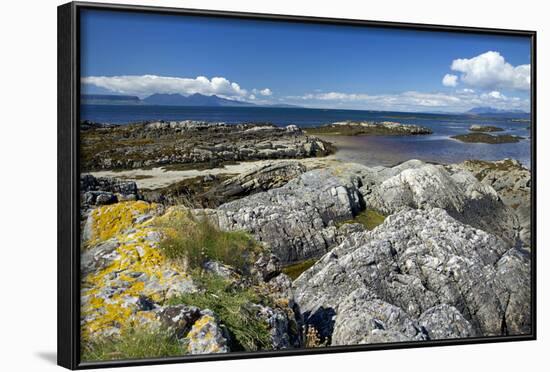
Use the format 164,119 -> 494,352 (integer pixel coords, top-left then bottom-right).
57,1 -> 537,369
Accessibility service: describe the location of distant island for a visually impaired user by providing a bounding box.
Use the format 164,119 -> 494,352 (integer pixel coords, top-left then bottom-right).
81,93 -> 301,108
464,106 -> 529,117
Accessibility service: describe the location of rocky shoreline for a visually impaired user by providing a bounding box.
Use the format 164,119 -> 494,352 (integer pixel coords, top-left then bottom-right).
469,124 -> 504,132
81,120 -> 334,172
452,133 -> 524,144
305,120 -> 433,136
79,120 -> 531,361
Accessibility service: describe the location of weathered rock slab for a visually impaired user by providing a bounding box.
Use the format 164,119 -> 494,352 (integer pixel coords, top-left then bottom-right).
293,208 -> 530,344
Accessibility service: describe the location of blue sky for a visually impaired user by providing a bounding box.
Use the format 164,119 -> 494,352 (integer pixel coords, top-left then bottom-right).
81,9 -> 531,112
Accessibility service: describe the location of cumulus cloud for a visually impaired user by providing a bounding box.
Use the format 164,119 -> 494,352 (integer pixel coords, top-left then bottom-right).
286,88 -> 529,112
450,51 -> 530,90
251,88 -> 273,96
442,74 -> 458,87
482,90 -> 506,100
81,74 -> 272,100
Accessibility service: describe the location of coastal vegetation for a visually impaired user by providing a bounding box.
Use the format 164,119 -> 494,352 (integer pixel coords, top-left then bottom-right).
155,210 -> 262,272
82,327 -> 183,361
167,274 -> 273,352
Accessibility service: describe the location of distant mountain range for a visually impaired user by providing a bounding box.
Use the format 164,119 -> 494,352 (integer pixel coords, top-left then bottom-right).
81,94 -> 141,105
465,107 -> 529,116
81,93 -> 300,108
142,93 -> 256,107
80,95 -> 528,116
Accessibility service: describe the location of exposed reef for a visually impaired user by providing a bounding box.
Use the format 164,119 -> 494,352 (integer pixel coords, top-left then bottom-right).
468,124 -> 504,132
452,133 -> 523,144
81,120 -> 333,171
305,121 -> 433,136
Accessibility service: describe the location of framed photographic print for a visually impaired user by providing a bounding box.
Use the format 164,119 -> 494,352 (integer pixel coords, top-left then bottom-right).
57,1 -> 536,369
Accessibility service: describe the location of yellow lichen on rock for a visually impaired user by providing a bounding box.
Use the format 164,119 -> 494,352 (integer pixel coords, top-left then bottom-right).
81,202 -> 196,342
186,314 -> 229,354
86,201 -> 161,245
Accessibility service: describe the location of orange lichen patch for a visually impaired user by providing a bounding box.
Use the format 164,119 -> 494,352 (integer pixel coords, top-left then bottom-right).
87,201 -> 160,245
81,208 -> 195,341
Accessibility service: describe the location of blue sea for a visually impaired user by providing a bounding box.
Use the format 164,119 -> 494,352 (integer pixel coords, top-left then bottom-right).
81,105 -> 532,168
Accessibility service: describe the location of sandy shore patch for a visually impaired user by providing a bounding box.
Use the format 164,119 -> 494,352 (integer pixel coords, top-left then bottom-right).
88,156 -> 343,190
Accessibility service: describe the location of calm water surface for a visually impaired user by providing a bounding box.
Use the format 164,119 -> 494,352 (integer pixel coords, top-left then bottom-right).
81,104 -> 532,168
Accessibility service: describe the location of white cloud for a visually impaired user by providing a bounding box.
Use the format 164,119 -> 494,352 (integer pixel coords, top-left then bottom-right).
450,51 -> 530,91
259,88 -> 272,96
81,74 -> 274,100
482,90 -> 506,100
305,92 -> 371,101
248,94 -> 257,100
286,88 -> 529,112
442,74 -> 458,87
252,88 -> 273,96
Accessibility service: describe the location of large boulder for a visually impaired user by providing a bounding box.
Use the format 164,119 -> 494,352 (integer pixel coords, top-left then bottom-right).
293,208 -> 531,345
204,162 -> 307,204
81,201 -> 162,244
360,160 -> 519,246
80,202 -> 195,341
81,121 -> 333,171
451,159 -> 531,247
185,312 -> 230,354
81,174 -> 140,208
203,169 -> 365,264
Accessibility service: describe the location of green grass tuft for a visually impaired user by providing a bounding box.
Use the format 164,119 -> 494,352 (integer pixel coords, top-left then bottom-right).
156,212 -> 262,272
168,273 -> 272,352
81,327 -> 183,362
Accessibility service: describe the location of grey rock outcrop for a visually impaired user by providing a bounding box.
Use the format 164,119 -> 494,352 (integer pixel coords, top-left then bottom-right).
293,208 -> 530,344
252,304 -> 296,350
81,121 -> 333,171
81,174 -> 140,208
360,160 -> 519,246
203,162 -> 307,205
452,159 -> 531,247
469,124 -> 504,132
252,253 -> 282,282
331,289 -> 429,345
203,169 -> 365,264
185,311 -> 230,354
310,121 -> 433,136
156,304 -> 203,339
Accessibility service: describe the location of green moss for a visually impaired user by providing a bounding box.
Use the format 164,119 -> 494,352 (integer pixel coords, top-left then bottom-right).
282,259 -> 317,280
155,211 -> 262,273
168,273 -> 272,352
81,327 -> 183,362
338,209 -> 386,231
